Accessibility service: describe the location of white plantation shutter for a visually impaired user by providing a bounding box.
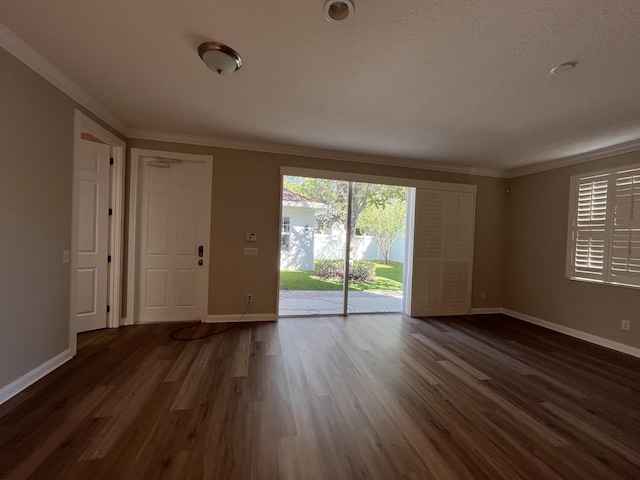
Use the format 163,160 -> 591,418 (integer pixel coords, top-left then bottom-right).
411,189 -> 476,316
571,175 -> 609,280
568,166 -> 640,288
611,170 -> 640,284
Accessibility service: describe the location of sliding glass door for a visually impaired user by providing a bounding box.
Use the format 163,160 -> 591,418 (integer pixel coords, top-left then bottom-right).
278,175 -> 408,316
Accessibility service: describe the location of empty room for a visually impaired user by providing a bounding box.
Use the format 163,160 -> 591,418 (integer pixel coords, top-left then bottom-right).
1,1 -> 639,478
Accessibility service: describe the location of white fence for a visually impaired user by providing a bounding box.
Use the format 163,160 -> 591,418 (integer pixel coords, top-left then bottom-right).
314,233 -> 405,263
281,231 -> 406,271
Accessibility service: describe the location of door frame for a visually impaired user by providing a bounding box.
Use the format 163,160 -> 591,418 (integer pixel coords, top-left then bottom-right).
126,148 -> 213,325
277,166 -> 477,318
70,110 -> 126,354
277,167 -> 415,317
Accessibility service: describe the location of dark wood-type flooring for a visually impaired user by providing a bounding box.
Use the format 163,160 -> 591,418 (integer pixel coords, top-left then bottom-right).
1,313 -> 640,479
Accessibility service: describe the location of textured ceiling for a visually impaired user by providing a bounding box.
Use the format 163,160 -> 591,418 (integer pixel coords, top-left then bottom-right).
1,0 -> 639,174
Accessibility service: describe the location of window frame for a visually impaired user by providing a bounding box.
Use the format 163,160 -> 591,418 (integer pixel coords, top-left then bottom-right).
566,164 -> 640,289
281,216 -> 291,252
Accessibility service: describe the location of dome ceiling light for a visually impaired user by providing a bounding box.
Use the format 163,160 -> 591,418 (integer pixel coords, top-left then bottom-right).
198,42 -> 243,75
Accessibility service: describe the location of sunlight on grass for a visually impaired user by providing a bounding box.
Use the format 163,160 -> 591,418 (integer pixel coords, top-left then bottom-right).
280,262 -> 403,291
279,270 -> 342,291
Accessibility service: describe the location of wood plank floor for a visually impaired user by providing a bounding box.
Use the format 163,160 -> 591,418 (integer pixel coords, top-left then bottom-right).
1,313 -> 640,479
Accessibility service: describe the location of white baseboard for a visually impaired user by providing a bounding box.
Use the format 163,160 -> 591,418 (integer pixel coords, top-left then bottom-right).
469,307 -> 503,315
205,313 -> 277,323
0,349 -> 74,406
499,308 -> 640,359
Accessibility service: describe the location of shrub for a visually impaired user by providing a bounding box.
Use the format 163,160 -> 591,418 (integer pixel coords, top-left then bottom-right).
314,260 -> 343,280
350,261 -> 375,282
313,260 -> 375,283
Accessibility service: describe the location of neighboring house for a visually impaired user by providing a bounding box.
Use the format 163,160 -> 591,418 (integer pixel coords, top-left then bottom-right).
280,189 -> 325,271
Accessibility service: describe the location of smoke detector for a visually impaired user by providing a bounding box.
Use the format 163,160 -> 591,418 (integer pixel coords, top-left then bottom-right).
324,0 -> 355,24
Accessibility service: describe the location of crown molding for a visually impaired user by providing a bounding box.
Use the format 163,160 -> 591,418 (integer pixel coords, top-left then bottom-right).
5,19 -> 638,180
0,21 -> 125,134
126,128 -> 507,178
505,137 -> 640,178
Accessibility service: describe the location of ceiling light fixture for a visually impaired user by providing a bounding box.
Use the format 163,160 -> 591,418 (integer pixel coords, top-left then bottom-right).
550,61 -> 578,75
198,42 -> 242,75
324,0 -> 354,23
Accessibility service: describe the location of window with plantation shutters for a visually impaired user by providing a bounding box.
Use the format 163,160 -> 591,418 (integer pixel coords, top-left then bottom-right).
611,170 -> 640,284
567,166 -> 640,288
572,174 -> 609,280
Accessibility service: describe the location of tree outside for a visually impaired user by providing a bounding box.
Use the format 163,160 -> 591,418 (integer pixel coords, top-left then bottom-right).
284,177 -> 406,238
357,198 -> 406,264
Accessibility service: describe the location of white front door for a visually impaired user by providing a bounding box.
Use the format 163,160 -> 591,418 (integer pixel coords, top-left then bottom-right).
76,139 -> 110,332
136,156 -> 212,323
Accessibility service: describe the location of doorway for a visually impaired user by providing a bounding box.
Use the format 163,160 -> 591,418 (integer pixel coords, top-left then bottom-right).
126,149 -> 213,325
278,175 -> 409,316
70,111 -> 126,351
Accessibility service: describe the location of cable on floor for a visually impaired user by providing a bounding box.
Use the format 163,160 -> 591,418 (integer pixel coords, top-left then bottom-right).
169,298 -> 251,341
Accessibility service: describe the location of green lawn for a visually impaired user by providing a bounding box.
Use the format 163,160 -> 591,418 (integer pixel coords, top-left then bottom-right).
280,262 -> 403,291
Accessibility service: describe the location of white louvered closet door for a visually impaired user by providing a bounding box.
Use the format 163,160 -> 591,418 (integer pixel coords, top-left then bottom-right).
410,188 -> 476,316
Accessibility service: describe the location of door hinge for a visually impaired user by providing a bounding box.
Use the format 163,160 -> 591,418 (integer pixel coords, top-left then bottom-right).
107,255 -> 112,263
108,208 -> 113,216
109,157 -> 114,165
107,305 -> 111,313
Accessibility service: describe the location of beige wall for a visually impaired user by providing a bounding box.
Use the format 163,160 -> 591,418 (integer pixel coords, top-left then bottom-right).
505,151 -> 640,349
127,139 -> 508,317
0,48 -> 122,390
0,47 -> 75,388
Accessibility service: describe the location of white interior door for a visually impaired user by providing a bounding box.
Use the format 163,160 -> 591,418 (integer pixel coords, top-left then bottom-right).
410,188 -> 476,316
136,157 -> 211,323
76,139 -> 110,332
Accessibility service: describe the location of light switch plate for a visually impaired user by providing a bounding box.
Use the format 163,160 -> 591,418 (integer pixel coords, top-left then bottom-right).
62,250 -> 70,264
246,232 -> 257,242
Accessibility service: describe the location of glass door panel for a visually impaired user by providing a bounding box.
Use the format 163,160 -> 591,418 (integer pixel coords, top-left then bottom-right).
279,176 -> 408,316
279,176 -> 348,316
347,182 -> 408,314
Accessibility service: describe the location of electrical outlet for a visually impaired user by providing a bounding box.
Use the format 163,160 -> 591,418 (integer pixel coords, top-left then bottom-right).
621,319 -> 631,331
247,293 -> 253,303
62,250 -> 70,264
